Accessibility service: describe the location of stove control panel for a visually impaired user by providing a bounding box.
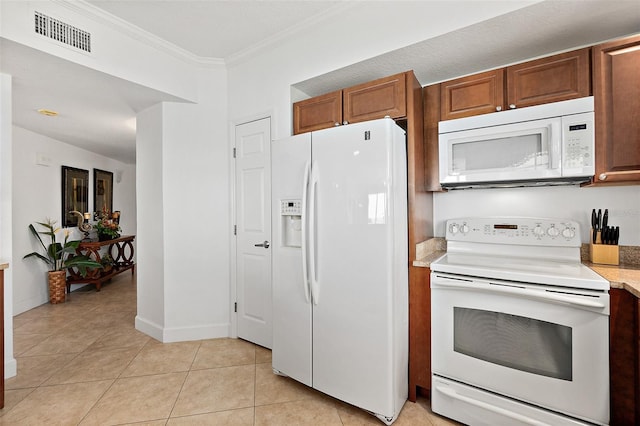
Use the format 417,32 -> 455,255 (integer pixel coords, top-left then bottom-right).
445,217 -> 581,247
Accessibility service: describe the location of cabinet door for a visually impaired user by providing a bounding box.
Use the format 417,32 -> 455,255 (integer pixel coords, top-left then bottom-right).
293,90 -> 342,135
408,266 -> 431,402
507,48 -> 590,109
440,69 -> 504,121
343,72 -> 406,124
609,288 -> 640,425
593,35 -> 640,183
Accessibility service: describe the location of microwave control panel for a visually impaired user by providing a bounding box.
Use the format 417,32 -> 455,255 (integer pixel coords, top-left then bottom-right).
562,112 -> 594,176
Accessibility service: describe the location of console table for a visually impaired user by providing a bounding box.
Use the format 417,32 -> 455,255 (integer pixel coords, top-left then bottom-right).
67,235 -> 135,292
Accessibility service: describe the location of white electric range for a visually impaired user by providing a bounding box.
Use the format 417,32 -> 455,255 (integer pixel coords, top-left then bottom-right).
430,217 -> 609,426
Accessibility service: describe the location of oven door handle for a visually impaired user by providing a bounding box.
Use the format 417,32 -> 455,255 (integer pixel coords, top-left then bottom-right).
436,385 -> 551,426
433,277 -> 606,310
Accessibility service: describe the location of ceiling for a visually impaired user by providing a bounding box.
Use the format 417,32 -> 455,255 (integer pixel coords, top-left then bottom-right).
2,1 -> 639,164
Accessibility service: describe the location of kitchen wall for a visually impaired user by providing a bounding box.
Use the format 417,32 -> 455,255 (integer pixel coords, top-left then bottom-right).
227,1 -> 538,139
12,126 -> 136,315
434,185 -> 640,245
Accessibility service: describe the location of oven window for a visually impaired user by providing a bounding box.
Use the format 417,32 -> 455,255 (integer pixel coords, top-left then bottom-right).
453,307 -> 572,381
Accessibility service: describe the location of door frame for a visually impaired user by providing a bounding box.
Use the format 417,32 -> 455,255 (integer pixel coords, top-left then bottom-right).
229,110 -> 276,339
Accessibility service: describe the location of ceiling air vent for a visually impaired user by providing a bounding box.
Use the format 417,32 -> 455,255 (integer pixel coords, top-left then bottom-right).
34,11 -> 91,53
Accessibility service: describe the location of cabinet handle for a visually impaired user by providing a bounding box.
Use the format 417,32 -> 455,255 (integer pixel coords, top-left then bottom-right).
343,121 -> 349,125
334,122 -> 340,127
496,106 -> 502,112
599,171 -> 639,181
509,104 -> 516,109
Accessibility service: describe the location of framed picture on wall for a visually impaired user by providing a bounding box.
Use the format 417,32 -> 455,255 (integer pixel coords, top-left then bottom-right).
94,168 -> 113,216
62,166 -> 89,227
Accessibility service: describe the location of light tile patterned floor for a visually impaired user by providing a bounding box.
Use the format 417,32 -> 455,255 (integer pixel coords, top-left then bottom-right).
1,272 -> 461,425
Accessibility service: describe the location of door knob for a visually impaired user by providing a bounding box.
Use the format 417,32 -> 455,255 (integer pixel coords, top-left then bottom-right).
254,241 -> 270,248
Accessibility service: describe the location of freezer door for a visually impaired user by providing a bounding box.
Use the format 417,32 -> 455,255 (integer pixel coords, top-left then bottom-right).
310,119 -> 408,418
271,133 -> 313,386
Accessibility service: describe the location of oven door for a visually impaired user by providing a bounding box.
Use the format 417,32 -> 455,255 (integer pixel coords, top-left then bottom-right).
431,272 -> 609,425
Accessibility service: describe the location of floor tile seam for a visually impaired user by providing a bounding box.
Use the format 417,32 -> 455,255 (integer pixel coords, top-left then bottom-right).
0,386 -> 38,418
30,377 -> 117,390
112,339 -> 158,380
253,394 -> 319,409
167,369 -> 199,421
168,402 -> 257,419
75,378 -> 137,426
9,350 -> 84,386
188,361 -> 258,372
185,341 -> 204,372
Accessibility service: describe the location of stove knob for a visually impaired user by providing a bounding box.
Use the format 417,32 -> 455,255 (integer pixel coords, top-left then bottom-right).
547,227 -> 559,237
461,224 -> 469,234
449,223 -> 459,235
533,225 -> 545,237
562,227 -> 575,239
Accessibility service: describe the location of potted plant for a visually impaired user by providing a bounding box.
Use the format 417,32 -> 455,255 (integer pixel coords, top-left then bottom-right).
100,253 -> 115,274
23,219 -> 102,304
94,218 -> 121,241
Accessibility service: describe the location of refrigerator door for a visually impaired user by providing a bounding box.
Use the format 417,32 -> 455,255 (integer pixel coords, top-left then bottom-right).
310,119 -> 408,419
271,133 -> 313,386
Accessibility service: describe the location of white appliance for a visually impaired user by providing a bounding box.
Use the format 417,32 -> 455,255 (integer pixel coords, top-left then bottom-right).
439,96 -> 595,188
271,118 -> 408,425
430,217 -> 610,426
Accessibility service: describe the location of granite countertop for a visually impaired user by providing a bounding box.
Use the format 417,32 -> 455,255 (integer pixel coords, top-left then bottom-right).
0,262 -> 8,270
413,238 -> 640,299
586,262 -> 640,298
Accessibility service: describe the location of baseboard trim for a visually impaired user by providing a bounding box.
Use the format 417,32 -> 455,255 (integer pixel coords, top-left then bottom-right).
135,315 -> 229,343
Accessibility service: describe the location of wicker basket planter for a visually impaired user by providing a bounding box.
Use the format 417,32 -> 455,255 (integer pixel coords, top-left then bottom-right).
48,270 -> 67,304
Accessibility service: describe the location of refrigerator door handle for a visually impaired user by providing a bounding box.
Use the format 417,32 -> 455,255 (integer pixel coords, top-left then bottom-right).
309,161 -> 320,305
300,161 -> 310,303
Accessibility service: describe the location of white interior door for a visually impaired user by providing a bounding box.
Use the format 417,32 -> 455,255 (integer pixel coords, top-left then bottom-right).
235,117 -> 272,348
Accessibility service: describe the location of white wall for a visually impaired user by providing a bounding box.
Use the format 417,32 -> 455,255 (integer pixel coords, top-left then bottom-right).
434,185 -> 640,245
135,104 -> 165,339
136,64 -> 229,342
1,73 -> 16,378
12,126 -> 136,314
227,1 -> 539,139
0,0 -> 200,102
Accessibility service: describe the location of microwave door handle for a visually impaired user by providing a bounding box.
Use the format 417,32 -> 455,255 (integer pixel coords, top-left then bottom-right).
436,386 -> 550,426
433,276 -> 605,310
550,122 -> 561,170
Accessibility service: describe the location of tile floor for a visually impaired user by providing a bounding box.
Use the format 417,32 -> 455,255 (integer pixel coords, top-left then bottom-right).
1,272 -> 460,425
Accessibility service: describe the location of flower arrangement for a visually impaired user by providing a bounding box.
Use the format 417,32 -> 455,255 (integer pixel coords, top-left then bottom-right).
23,219 -> 102,276
94,218 -> 121,240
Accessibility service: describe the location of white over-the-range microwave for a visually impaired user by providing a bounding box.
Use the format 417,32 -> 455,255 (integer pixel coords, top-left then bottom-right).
438,96 -> 594,189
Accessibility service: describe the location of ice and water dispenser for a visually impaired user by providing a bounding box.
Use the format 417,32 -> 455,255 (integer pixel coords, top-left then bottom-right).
280,200 -> 302,247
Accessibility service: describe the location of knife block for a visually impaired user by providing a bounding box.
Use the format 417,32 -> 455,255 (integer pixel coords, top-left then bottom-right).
589,229 -> 619,265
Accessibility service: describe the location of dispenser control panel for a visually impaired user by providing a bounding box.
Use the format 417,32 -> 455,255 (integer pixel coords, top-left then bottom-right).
281,200 -> 302,215
280,199 -> 302,248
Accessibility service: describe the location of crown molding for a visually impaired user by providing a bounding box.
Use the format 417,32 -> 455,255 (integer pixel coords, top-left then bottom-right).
225,2 -> 357,67
54,0 -> 225,67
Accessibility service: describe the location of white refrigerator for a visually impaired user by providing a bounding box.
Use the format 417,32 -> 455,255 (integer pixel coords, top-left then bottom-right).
271,118 -> 408,425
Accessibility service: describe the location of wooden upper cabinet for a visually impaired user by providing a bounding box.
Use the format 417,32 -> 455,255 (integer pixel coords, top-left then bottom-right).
343,72 -> 406,124
440,69 -> 504,121
440,48 -> 591,121
293,90 -> 342,135
592,34 -> 640,184
507,48 -> 590,109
